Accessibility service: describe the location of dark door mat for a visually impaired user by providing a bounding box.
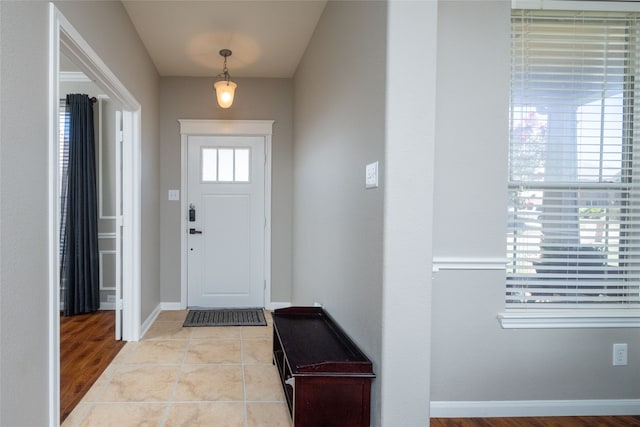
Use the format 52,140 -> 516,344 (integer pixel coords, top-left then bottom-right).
183,308 -> 267,327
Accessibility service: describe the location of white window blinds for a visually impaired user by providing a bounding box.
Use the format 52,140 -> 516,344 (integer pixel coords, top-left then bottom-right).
59,100 -> 70,262
507,10 -> 640,309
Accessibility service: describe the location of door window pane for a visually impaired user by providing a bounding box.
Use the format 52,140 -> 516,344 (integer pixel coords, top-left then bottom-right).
218,149 -> 234,181
202,148 -> 218,182
235,149 -> 250,182
201,147 -> 251,182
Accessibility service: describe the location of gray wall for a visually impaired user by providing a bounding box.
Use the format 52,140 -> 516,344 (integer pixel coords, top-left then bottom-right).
54,0 -> 161,321
159,77 -> 293,304
0,2 -> 159,424
0,3 -> 50,425
431,0 -> 640,403
292,1 -> 386,424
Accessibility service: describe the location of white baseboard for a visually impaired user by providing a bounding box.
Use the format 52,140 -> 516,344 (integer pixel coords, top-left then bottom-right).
60,302 -> 114,311
157,301 -> 290,311
160,302 -> 185,310
430,399 -> 640,418
139,303 -> 162,339
266,301 -> 291,311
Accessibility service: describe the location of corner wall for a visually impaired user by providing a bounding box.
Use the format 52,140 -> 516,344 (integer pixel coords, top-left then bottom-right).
292,1 -> 386,424
380,1 -> 438,425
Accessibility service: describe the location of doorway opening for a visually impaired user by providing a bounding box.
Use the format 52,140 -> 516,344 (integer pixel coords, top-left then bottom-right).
49,4 -> 142,424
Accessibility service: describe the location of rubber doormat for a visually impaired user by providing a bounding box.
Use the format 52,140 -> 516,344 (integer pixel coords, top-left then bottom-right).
183,308 -> 267,327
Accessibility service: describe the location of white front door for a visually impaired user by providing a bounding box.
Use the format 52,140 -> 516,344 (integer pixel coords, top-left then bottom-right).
187,135 -> 265,308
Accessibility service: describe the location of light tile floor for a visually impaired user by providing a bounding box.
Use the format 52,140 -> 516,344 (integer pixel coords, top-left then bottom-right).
62,310 -> 291,427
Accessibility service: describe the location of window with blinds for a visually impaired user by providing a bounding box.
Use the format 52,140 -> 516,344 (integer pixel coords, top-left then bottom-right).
59,101 -> 70,264
507,10 -> 640,309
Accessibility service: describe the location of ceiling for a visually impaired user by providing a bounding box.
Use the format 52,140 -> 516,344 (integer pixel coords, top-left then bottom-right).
121,1 -> 327,78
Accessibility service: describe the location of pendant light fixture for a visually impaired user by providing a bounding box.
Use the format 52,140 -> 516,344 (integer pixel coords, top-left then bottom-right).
213,49 -> 237,108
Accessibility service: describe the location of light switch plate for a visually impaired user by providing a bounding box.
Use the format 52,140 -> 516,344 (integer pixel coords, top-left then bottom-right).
366,161 -> 379,189
168,189 -> 180,201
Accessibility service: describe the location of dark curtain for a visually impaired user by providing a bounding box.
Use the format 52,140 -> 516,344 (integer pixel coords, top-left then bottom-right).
61,94 -> 100,316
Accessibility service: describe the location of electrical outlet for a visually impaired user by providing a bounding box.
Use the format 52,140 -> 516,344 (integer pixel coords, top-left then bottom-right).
365,162 -> 379,189
107,295 -> 116,303
613,343 -> 628,366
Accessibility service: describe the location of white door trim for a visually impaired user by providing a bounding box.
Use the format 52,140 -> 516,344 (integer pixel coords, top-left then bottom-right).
48,5 -> 142,425
179,120 -> 274,309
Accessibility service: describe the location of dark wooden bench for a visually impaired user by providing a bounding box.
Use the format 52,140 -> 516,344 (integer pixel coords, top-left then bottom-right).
272,306 -> 375,427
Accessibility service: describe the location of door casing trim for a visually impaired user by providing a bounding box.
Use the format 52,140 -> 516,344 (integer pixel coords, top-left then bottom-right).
179,120 -> 274,309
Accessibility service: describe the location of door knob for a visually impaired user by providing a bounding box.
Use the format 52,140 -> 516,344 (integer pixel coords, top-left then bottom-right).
189,228 -> 203,235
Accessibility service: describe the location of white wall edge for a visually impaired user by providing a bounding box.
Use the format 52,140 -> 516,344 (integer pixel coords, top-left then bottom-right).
59,71 -> 90,82
431,399 -> 640,418
48,6 -> 62,425
178,119 -> 274,136
59,17 -> 140,110
160,302 -> 185,311
180,133 -> 188,308
432,257 -> 507,273
139,303 -> 162,340
98,232 -> 117,239
264,133 -> 273,311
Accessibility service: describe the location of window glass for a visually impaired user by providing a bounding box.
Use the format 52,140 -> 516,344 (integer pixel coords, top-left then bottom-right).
202,148 -> 218,182
218,149 -> 234,181
201,147 -> 251,183
507,10 -> 640,309
235,149 -> 250,182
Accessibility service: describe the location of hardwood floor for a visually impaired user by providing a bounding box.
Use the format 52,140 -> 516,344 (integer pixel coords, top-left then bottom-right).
431,416 -> 640,427
60,310 -> 125,423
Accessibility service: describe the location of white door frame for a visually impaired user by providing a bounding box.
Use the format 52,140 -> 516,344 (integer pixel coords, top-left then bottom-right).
179,120 -> 274,309
48,5 -> 142,425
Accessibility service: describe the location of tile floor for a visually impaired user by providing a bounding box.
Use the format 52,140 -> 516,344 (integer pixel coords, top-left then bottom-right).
62,310 -> 292,427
